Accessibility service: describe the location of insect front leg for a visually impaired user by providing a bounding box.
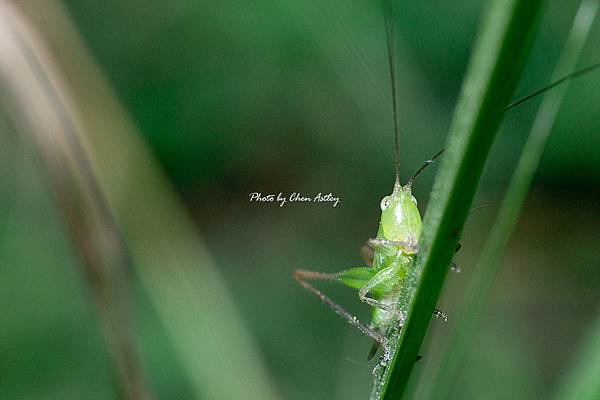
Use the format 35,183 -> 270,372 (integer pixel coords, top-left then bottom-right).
367,238 -> 418,254
293,269 -> 387,347
358,267 -> 449,323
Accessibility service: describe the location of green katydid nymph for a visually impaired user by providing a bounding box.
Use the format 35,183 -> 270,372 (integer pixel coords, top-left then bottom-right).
292,0 -> 450,363
293,150 -> 449,362
293,0 -> 600,369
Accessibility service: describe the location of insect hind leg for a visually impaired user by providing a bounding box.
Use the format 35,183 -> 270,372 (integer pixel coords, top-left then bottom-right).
293,269 -> 387,347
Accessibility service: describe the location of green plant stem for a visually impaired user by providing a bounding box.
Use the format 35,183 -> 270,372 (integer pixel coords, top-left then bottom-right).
424,1 -> 598,398
13,1 -> 281,399
376,0 -> 544,398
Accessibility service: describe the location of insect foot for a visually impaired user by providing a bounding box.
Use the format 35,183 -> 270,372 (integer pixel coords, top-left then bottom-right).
395,318 -> 403,330
450,262 -> 461,274
372,339 -> 392,378
433,309 -> 448,322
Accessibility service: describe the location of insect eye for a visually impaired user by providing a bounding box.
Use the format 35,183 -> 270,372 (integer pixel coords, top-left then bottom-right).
380,196 -> 391,210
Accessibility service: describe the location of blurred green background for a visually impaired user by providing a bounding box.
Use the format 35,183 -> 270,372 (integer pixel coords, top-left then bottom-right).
1,0 -> 599,399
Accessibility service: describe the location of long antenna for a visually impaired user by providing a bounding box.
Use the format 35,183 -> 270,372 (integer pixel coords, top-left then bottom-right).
406,149 -> 445,187
505,60 -> 600,111
383,0 -> 401,185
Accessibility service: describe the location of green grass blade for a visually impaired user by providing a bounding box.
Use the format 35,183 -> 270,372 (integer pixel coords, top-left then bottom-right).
554,311 -> 600,400
0,5 -> 152,399
425,1 -> 598,398
374,0 -> 545,398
